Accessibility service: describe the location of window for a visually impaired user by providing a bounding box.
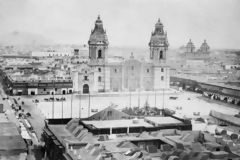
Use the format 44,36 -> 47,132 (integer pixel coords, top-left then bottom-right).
131,66 -> 134,70
161,76 -> 164,81
98,68 -> 101,72
84,76 -> 88,81
44,88 -> 46,91
85,70 -> 87,74
114,69 -> 117,73
98,50 -> 102,58
55,88 -> 57,91
159,51 -> 163,59
161,68 -> 164,72
98,76 -> 102,82
147,69 -> 149,73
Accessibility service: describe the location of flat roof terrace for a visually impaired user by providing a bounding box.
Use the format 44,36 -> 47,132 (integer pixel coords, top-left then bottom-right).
82,119 -> 154,129
0,122 -> 27,153
144,117 -> 183,126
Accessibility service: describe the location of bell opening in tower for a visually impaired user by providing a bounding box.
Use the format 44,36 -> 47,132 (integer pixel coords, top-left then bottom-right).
98,50 -> 102,59
159,51 -> 163,59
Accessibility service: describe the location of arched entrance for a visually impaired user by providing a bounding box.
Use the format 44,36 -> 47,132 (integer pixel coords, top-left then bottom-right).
83,84 -> 89,94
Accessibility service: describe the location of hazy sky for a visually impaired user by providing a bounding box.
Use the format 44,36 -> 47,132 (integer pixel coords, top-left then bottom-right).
0,0 -> 240,49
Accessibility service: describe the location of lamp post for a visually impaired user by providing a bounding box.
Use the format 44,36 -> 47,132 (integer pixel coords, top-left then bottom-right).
88,92 -> 90,117
52,81 -> 55,119
70,92 -> 73,118
162,88 -> 165,110
79,91 -> 81,118
129,90 -> 132,108
61,93 -> 63,119
154,89 -> 157,108
138,88 -> 140,108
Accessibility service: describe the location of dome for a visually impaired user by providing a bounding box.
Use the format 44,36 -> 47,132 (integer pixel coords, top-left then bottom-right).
186,39 -> 195,48
88,15 -> 109,45
149,18 -> 169,48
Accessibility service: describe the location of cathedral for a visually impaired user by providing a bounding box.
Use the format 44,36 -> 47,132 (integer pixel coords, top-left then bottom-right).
184,39 -> 210,60
72,16 -> 170,94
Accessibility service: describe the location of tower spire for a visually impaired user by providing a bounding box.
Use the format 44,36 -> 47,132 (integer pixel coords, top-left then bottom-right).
149,18 -> 169,63
88,15 -> 109,65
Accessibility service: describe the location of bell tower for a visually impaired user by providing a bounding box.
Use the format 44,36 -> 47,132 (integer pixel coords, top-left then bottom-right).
88,15 -> 109,66
149,19 -> 170,90
87,15 -> 110,92
149,18 -> 169,64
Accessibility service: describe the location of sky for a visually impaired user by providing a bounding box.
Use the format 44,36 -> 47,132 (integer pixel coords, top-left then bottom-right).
0,0 -> 240,49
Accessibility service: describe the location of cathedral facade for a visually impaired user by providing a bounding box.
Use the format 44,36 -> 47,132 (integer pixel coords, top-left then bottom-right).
184,39 -> 210,60
72,16 -> 170,94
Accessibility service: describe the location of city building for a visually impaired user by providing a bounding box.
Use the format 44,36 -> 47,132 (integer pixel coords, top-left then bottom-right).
0,113 -> 27,159
170,76 -> 240,106
42,108 -> 192,160
197,40 -> 210,54
0,57 -> 73,95
41,107 -> 240,160
185,39 -> 196,54
72,16 -> 170,94
183,39 -> 210,60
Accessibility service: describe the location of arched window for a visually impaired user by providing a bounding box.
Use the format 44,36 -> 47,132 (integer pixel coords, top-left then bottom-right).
98,50 -> 102,58
159,51 -> 163,59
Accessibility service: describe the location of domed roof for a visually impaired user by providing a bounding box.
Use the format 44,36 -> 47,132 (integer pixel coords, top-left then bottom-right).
149,18 -> 169,47
186,39 -> 195,48
200,40 -> 210,49
88,15 -> 109,45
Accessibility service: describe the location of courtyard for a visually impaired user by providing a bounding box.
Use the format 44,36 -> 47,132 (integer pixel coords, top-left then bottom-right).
21,90 -> 240,119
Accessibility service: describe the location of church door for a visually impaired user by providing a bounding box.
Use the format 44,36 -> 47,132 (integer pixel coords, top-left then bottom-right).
83,84 -> 89,94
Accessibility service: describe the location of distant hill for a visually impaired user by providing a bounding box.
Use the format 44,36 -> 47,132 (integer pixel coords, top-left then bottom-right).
0,31 -> 53,46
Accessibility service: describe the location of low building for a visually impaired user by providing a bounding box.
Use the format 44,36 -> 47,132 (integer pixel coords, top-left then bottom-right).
42,107 -> 192,160
170,76 -> 240,106
31,50 -> 73,57
42,115 -> 240,160
0,113 -> 27,159
1,65 -> 73,95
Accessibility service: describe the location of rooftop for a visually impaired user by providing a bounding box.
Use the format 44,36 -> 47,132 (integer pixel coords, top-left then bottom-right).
0,121 -> 27,151
83,119 -> 153,129
144,116 -> 183,126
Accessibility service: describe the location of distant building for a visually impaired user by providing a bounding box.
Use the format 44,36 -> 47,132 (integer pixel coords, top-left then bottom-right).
185,39 -> 195,54
197,39 -> 210,54
72,16 -> 170,94
1,68 -> 73,95
183,39 -> 210,60
31,50 -> 73,57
